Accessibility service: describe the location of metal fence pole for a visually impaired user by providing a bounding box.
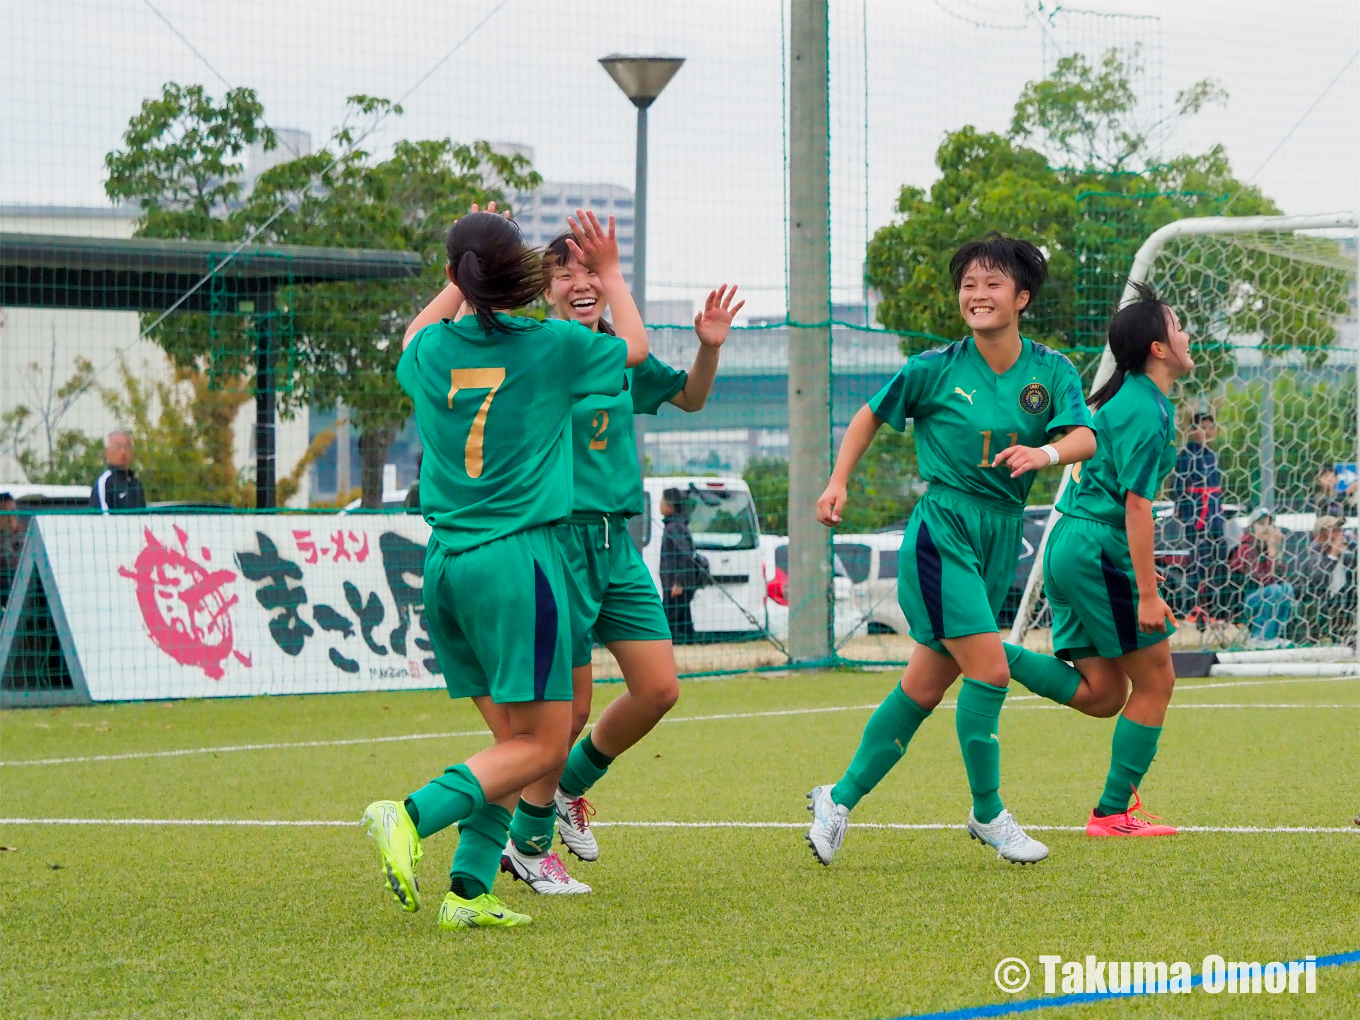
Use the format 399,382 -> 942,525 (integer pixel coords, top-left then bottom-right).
254,293 -> 276,509
787,0 -> 832,663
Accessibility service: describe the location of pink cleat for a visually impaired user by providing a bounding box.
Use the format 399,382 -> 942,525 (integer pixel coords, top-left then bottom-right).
1086,788 -> 1177,837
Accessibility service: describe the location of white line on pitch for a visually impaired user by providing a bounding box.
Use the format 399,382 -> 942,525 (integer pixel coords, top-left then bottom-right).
3,674 -> 1354,768
0,817 -> 1355,835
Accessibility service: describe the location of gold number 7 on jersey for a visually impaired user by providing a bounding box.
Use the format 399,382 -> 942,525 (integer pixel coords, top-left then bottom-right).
448,368 -> 506,478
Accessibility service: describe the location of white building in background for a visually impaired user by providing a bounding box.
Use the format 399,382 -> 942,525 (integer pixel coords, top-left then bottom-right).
0,193 -> 312,504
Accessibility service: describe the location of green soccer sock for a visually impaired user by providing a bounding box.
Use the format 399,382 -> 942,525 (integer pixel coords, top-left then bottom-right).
449,802 -> 512,900
559,734 -> 614,798
1003,642 -> 1081,706
509,798 -> 556,856
405,763 -> 486,839
830,684 -> 932,810
1095,715 -> 1162,816
955,677 -> 1008,824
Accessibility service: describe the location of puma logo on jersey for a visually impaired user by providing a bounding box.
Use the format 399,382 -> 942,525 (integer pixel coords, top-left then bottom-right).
954,387 -> 976,404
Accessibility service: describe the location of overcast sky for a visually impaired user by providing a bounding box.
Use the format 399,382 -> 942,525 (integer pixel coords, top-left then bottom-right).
3,0 -> 1356,321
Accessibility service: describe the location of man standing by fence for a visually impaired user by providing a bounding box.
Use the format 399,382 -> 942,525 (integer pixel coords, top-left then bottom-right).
89,431 -> 147,513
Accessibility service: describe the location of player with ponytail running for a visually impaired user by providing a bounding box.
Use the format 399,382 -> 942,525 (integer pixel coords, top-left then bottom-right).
495,231 -> 743,894
361,204 -> 647,930
1004,281 -> 1193,836
806,232 -> 1097,866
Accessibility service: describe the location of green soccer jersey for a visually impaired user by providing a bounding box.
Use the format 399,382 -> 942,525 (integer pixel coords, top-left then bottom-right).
570,351 -> 687,516
869,336 -> 1093,506
1057,371 -> 1177,528
397,314 -> 628,554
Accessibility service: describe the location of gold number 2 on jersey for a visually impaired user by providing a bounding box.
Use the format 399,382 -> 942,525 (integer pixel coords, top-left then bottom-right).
447,368 -> 506,478
589,410 -> 609,450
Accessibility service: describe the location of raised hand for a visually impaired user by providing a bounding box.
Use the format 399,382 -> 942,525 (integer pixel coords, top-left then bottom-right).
467,200 -> 512,219
565,209 -> 620,275
694,285 -> 745,348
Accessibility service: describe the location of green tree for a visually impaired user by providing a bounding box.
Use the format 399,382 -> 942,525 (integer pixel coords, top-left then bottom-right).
239,97 -> 540,506
1,352 -> 105,485
866,48 -> 1275,363
104,86 -> 540,507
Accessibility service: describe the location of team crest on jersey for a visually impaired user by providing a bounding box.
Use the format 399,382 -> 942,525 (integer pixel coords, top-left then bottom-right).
1018,382 -> 1050,415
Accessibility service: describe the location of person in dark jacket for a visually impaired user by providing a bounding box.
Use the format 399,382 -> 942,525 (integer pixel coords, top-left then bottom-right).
404,451 -> 422,515
659,487 -> 708,643
1172,412 -> 1227,613
89,431 -> 147,513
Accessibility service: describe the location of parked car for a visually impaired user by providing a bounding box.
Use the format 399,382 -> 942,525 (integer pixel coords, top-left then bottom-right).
759,535 -> 866,642
0,484 -> 92,511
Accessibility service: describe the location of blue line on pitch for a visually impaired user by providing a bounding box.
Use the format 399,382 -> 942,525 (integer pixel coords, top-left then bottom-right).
886,949 -> 1360,1020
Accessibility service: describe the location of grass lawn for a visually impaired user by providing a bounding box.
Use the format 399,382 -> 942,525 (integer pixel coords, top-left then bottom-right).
2,670 -> 1358,1019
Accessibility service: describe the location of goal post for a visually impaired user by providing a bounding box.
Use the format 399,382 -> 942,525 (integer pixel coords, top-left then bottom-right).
1010,212 -> 1360,664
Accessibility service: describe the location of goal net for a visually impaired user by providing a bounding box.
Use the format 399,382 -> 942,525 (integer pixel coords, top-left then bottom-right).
1011,213 -> 1360,661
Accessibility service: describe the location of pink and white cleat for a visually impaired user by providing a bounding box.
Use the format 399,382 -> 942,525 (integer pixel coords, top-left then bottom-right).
1086,789 -> 1177,837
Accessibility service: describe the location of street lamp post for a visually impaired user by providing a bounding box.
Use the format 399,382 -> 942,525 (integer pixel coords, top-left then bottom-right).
600,55 -> 684,471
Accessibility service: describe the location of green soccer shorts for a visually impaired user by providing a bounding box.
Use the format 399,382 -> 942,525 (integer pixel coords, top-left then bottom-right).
557,515 -> 671,667
897,484 -> 1024,653
423,524 -> 572,703
1042,513 -> 1176,660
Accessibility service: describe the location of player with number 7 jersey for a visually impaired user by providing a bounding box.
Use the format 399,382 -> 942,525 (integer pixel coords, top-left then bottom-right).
362,205 -> 648,934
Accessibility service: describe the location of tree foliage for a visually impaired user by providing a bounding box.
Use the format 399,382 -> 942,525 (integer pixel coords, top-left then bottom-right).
104,85 -> 540,506
866,48 -> 1275,359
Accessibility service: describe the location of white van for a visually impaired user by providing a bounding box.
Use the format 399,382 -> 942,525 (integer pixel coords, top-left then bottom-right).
634,476 -> 765,638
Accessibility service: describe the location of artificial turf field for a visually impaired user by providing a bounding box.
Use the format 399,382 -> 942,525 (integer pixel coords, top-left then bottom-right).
2,668 -> 1358,1020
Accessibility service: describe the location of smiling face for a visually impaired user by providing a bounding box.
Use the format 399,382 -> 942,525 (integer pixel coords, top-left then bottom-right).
546,257 -> 607,330
957,259 -> 1029,334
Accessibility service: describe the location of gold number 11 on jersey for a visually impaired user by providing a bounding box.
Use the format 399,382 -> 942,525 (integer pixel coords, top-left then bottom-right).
448,368 -> 506,478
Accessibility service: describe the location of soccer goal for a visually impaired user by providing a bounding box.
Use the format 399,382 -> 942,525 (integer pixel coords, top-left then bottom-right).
1010,212 -> 1360,670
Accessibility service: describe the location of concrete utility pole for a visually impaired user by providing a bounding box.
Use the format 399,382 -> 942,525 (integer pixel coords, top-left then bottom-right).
786,0 -> 833,662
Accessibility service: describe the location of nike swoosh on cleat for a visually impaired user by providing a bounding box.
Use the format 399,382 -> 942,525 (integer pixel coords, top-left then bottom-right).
486,911 -> 504,919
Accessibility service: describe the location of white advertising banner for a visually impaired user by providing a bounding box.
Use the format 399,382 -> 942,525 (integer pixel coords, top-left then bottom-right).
30,513 -> 447,701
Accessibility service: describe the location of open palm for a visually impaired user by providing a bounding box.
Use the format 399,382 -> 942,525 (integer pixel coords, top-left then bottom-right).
694,284 -> 744,348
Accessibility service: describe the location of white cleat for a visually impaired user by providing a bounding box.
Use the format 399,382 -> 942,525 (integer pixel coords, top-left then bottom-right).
966,808 -> 1049,864
805,785 -> 849,866
500,844 -> 592,895
554,789 -> 599,862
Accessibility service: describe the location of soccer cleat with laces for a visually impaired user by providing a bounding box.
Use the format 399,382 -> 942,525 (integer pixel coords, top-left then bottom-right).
805,785 -> 849,866
554,789 -> 599,862
1086,788 -> 1177,837
361,799 -> 423,912
966,808 -> 1049,864
436,891 -> 532,929
500,844 -> 592,894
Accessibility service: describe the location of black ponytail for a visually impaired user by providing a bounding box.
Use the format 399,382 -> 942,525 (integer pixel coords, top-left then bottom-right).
1087,281 -> 1171,409
444,212 -> 547,334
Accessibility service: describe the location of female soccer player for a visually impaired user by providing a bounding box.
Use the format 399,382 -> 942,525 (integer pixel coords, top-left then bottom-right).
362,204 -> 647,930
806,232 -> 1096,866
1026,282 -> 1192,836
496,233 -> 743,894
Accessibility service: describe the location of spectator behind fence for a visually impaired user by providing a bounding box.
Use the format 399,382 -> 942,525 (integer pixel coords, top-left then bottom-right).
1228,509 -> 1294,647
659,487 -> 708,644
1173,411 -> 1228,613
0,492 -> 24,611
1310,466 -> 1355,518
1293,514 -> 1356,640
89,431 -> 147,513
404,451 -> 422,514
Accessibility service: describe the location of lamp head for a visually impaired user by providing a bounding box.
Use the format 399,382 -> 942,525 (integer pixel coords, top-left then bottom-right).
599,55 -> 685,108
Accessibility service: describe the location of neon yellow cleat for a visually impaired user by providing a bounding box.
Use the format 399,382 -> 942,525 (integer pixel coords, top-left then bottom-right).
437,891 -> 533,930
361,800 -> 423,913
